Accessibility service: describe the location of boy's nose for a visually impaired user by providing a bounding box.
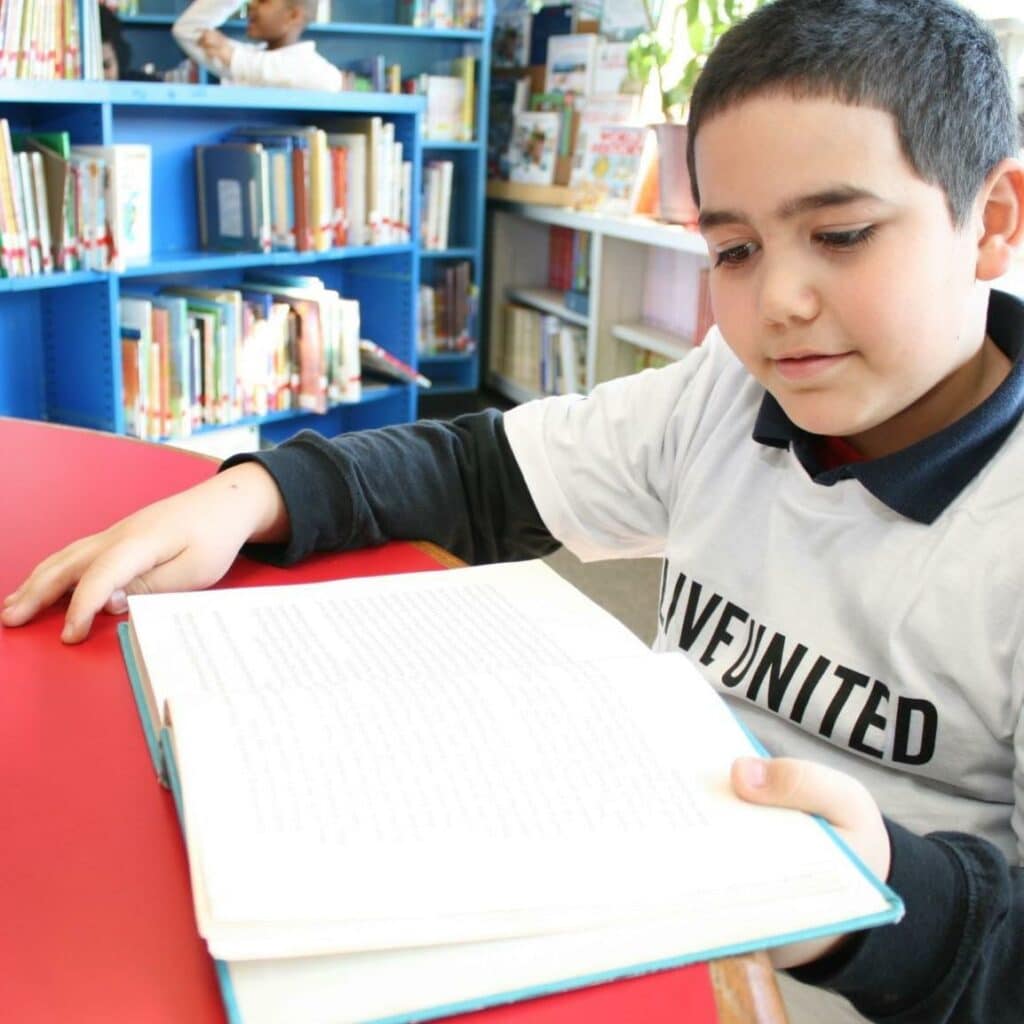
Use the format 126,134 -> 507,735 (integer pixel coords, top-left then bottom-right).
757,260 -> 821,326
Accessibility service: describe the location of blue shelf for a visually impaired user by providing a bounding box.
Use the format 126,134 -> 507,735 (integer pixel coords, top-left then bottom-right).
423,140 -> 480,151
185,383 -> 408,435
122,15 -> 485,41
121,245 -> 415,278
420,248 -> 477,261
420,352 -> 476,363
0,271 -> 106,293
0,79 -> 424,115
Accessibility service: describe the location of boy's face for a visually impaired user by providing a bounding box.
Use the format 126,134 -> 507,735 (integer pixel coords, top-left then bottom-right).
246,0 -> 302,42
695,95 -> 993,456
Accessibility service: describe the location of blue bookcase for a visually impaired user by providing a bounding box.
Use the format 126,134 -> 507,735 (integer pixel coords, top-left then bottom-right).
0,79 -> 426,444
120,0 -> 495,397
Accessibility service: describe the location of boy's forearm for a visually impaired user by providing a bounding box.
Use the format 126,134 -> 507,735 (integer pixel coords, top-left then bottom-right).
220,411 -> 559,566
172,0 -> 239,63
792,821 -> 1023,1022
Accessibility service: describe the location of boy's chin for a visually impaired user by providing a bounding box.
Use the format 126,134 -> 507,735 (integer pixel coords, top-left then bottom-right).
773,397 -> 866,440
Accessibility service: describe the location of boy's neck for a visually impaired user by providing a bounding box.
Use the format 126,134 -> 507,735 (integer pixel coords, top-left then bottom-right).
848,333 -> 1012,459
263,27 -> 304,50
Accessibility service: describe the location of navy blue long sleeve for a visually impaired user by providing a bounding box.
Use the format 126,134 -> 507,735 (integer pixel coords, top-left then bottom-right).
221,410 -> 559,565
791,822 -> 1022,1022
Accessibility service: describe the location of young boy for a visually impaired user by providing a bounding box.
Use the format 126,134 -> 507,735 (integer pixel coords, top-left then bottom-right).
4,0 -> 1022,1020
172,0 -> 342,91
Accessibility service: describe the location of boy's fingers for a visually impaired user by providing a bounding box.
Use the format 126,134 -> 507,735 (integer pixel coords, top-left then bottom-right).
61,539 -> 182,643
0,538 -> 101,627
62,545 -> 221,643
731,756 -> 874,831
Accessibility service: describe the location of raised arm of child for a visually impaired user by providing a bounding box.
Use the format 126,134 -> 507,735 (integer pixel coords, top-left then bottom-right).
171,0 -> 240,78
172,0 -> 342,91
733,757 -> 1024,1022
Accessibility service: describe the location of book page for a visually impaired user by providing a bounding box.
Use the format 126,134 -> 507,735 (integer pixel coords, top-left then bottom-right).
129,560 -> 649,723
165,650 -> 892,960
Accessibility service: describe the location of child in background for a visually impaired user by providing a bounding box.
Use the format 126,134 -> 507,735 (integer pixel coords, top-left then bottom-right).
98,4 -> 161,82
172,0 -> 342,91
5,2 -> 1024,1021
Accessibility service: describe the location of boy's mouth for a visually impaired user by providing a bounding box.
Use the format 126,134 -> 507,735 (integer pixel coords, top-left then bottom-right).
772,351 -> 851,381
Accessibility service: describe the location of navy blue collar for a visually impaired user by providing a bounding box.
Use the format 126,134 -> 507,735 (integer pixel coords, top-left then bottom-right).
752,289 -> 1024,524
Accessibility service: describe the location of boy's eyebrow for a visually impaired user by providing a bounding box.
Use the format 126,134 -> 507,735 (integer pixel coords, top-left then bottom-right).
698,186 -> 886,231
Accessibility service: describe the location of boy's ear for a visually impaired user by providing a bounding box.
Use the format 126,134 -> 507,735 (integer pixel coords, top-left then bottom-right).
975,158 -> 1024,282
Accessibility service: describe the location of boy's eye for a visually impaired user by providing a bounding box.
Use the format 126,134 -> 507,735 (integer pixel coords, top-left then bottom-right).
814,225 -> 877,250
714,242 -> 757,268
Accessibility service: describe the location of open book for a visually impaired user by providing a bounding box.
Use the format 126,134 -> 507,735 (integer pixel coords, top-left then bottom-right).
119,559 -> 902,1024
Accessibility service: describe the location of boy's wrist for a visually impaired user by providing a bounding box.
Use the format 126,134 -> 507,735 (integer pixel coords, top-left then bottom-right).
790,820 -> 966,1012
215,462 -> 290,544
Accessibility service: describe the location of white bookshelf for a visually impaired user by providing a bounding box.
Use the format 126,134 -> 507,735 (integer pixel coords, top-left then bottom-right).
507,287 -> 590,326
486,200 -> 708,400
612,321 -> 692,362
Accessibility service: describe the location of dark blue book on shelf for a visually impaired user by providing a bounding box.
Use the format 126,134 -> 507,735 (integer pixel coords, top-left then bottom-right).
195,143 -> 269,253
528,3 -> 573,65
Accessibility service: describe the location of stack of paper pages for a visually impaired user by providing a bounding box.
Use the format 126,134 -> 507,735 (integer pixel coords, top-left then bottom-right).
120,560 -> 902,1024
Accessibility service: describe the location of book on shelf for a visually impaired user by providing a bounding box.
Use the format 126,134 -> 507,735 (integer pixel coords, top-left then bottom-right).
574,123 -> 652,214
117,559 -> 901,1024
528,2 -> 573,66
495,303 -> 583,396
597,0 -> 649,39
421,159 -> 454,250
418,259 -> 476,355
68,148 -> 110,270
358,338 -> 430,388
397,0 -> 484,29
547,225 -> 590,294
487,74 -> 530,179
324,131 -> 367,247
13,129 -> 78,273
421,74 -> 468,142
592,40 -> 632,95
195,143 -> 271,254
544,33 -> 599,98
243,269 -> 363,406
0,0 -> 86,80
113,271 -> 369,440
568,92 -> 640,186
71,144 -> 151,271
508,110 -> 562,186
451,55 -> 477,141
493,6 -> 532,68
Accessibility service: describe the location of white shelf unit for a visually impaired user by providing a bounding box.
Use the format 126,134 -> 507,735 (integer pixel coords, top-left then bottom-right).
486,201 -> 708,403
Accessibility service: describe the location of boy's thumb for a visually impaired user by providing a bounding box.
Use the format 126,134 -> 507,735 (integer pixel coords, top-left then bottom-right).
730,756 -> 870,832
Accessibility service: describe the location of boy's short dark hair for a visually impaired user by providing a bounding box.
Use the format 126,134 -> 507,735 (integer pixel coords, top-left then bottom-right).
686,0 -> 1020,225
98,3 -> 131,73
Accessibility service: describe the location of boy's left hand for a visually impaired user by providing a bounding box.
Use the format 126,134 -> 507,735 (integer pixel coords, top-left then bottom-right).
730,756 -> 892,969
198,29 -> 234,67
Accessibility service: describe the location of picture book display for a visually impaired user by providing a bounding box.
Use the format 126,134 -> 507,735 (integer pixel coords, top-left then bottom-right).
120,560 -> 902,1024
544,33 -> 599,98
575,123 -> 652,214
508,111 -> 562,185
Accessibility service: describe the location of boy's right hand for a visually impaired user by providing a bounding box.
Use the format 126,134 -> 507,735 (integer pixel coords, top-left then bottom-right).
1,463 -> 288,644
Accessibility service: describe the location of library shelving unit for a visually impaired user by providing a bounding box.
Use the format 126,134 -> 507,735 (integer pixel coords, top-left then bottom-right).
120,0 -> 495,397
0,78 -> 422,445
485,199 -> 709,404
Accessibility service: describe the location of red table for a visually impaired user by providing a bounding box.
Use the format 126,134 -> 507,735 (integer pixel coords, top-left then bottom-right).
0,418 -> 785,1024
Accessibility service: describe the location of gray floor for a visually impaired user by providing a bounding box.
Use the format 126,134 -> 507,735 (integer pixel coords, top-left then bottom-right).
542,547 -> 662,647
